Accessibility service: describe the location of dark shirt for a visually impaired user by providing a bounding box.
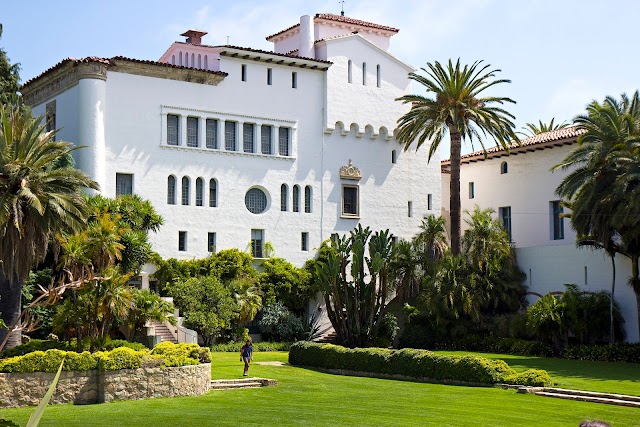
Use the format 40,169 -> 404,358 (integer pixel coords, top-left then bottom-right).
241,344 -> 253,358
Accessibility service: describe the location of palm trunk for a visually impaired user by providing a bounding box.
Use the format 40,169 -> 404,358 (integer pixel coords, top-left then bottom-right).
632,255 -> 640,341
0,274 -> 22,350
609,253 -> 615,345
449,126 -> 462,256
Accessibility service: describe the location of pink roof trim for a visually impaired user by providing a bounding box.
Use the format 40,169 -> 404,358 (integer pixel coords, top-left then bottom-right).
266,13 -> 399,41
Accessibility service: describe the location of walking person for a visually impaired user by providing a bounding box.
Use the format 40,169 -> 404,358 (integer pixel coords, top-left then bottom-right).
240,339 -> 253,376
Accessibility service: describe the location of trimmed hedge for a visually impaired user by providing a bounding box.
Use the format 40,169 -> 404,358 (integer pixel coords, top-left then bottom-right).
0,342 -> 210,373
210,342 -> 291,352
289,341 -> 552,387
0,339 -> 147,360
562,343 -> 640,363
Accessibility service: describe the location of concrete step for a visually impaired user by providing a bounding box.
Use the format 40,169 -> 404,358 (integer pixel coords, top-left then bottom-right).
535,391 -> 640,408
210,378 -> 277,391
210,382 -> 262,390
542,387 -> 640,403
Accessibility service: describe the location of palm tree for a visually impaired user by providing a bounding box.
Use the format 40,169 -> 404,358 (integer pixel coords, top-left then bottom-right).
415,215 -> 448,264
0,104 -> 97,348
396,59 -> 518,255
518,118 -> 568,138
553,91 -> 640,340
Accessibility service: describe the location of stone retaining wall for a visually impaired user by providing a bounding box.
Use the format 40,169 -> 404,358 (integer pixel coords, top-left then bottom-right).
0,363 -> 211,408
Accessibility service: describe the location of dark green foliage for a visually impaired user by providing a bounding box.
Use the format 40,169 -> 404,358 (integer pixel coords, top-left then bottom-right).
0,24 -> 20,104
258,302 -> 304,342
126,289 -> 176,340
100,339 -> 147,352
288,341 -> 553,387
21,269 -> 56,338
431,336 -> 554,357
210,341 -> 291,352
209,249 -> 256,283
259,258 -> 312,312
165,275 -> 236,346
0,339 -> 70,359
562,343 -> 640,363
374,313 -> 399,347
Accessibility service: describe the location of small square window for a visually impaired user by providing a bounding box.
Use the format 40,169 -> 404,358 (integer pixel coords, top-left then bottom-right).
178,231 -> 187,252
207,232 -> 216,253
301,232 -> 309,251
251,229 -> 264,258
115,173 -> 133,196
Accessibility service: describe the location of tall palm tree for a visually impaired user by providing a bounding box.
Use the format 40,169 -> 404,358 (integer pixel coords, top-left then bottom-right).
0,104 -> 97,348
553,91 -> 640,341
518,118 -> 568,138
396,59 -> 518,255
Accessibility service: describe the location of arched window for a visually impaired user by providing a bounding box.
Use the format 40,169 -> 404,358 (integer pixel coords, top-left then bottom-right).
304,186 -> 312,213
209,179 -> 217,207
501,161 -> 508,174
204,55 -> 208,69
280,184 -> 288,211
198,54 -> 201,68
362,62 -> 367,85
185,53 -> 188,67
179,52 -> 183,66
347,60 -> 352,83
171,55 -> 175,65
167,175 -> 176,204
391,149 -> 397,164
376,64 -> 381,87
292,185 -> 300,212
191,53 -> 195,67
195,178 -> 204,206
181,176 -> 190,205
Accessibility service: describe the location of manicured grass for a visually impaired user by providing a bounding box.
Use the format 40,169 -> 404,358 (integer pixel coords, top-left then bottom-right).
0,351 -> 638,426
436,350 -> 640,396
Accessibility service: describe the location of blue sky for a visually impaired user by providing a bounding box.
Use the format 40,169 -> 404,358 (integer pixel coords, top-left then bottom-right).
2,0 -> 638,153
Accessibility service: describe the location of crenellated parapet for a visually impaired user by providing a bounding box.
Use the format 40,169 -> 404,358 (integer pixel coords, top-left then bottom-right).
325,121 -> 395,141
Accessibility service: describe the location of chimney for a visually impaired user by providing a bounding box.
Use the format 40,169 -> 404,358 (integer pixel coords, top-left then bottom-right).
181,30 -> 208,46
299,15 -> 315,59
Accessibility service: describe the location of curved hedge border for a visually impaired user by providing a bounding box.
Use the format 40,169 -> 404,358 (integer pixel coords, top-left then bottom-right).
289,342 -> 552,387
0,342 -> 211,373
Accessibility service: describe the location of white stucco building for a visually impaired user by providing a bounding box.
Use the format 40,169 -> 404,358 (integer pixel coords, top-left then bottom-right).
442,128 -> 639,342
21,13 -> 440,268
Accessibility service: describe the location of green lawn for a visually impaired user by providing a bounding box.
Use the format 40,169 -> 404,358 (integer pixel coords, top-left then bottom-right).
0,351 -> 638,427
435,350 -> 640,396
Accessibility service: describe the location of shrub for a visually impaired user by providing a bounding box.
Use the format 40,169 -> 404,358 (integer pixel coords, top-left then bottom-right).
0,349 -> 97,373
210,341 -> 291,352
150,341 -> 211,366
259,302 -> 305,342
96,347 -> 145,370
100,340 -> 148,352
432,336 -> 554,357
562,343 -> 640,363
0,339 -> 70,359
288,341 -> 552,386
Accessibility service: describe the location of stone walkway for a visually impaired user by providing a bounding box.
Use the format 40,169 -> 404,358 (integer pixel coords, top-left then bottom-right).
210,378 -> 277,390
516,386 -> 640,408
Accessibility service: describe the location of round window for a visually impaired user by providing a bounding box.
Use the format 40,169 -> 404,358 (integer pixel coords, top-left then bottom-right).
245,188 -> 268,214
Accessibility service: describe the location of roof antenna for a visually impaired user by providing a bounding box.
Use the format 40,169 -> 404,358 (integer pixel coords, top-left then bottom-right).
339,0 -> 346,16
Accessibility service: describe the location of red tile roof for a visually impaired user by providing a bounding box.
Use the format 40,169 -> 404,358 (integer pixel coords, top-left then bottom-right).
217,45 -> 332,65
266,13 -> 399,41
21,56 -> 228,89
441,126 -> 586,165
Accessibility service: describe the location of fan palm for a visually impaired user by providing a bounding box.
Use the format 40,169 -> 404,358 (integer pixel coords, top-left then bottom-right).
0,104 -> 97,348
396,59 -> 518,255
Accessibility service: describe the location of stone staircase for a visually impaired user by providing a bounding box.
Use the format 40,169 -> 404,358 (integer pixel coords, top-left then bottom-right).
518,386 -> 640,408
314,331 -> 337,344
150,321 -> 178,344
210,378 -> 277,391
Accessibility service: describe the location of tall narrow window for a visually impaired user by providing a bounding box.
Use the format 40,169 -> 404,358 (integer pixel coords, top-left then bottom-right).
499,206 -> 512,241
243,123 -> 254,153
178,231 -> 187,251
171,55 -> 175,65
195,178 -> 203,206
187,117 -> 199,147
280,184 -> 288,211
292,71 -> 297,88
408,201 -> 413,217
45,100 -> 56,139
292,185 -> 300,212
376,64 -> 381,88
167,114 -> 179,145
279,127 -> 290,156
116,173 -> 133,196
209,179 -> 217,207
251,229 -> 264,258
301,232 -> 309,251
501,161 -> 508,174
342,185 -> 359,217
348,60 -> 352,83
469,182 -> 475,199
267,68 -> 272,85
261,125 -> 272,154
206,119 -> 218,149
391,150 -> 397,164
198,54 -> 201,68
304,186 -> 312,213
191,53 -> 194,67
427,194 -> 433,211
551,201 -> 564,240
225,121 -> 236,151
207,232 -> 216,253
181,176 -> 190,205
167,175 -> 176,204
179,52 -> 182,66
185,54 -> 188,67
204,55 -> 208,69
241,64 -> 247,81
362,62 -> 367,85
